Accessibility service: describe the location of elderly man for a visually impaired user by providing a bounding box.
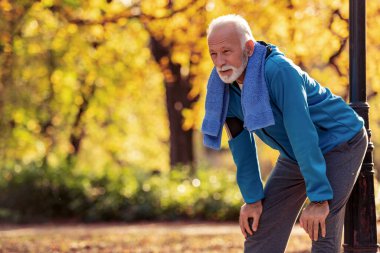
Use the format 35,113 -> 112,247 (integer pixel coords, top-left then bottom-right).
201,14 -> 368,253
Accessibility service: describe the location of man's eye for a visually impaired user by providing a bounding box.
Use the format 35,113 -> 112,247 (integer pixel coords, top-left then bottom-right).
210,53 -> 216,56
223,50 -> 230,53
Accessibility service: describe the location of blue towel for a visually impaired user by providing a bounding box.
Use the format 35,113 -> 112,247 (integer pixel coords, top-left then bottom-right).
201,41 -> 275,150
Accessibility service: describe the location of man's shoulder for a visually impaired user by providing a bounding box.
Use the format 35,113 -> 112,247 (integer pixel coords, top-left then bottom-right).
264,55 -> 303,85
265,54 -> 298,75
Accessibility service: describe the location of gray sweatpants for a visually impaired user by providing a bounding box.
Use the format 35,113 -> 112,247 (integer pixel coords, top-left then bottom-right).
244,127 -> 368,253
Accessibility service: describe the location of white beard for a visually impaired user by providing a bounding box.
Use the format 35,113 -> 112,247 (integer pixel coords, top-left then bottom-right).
216,52 -> 249,84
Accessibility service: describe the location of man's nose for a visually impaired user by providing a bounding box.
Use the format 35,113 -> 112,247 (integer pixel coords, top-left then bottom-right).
215,54 -> 226,68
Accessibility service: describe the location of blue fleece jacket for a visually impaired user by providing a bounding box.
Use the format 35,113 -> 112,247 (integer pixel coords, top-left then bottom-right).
227,44 -> 364,204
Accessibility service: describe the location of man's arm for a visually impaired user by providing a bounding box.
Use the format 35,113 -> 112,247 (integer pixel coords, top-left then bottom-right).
225,117 -> 264,237
268,65 -> 332,241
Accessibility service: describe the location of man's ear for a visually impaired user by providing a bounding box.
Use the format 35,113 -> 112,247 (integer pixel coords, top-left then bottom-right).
245,40 -> 255,56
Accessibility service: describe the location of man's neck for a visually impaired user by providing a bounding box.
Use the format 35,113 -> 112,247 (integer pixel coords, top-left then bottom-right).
236,73 -> 244,90
236,81 -> 243,90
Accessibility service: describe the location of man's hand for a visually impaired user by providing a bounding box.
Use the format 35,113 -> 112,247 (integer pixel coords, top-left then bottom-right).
299,201 -> 329,241
239,200 -> 263,238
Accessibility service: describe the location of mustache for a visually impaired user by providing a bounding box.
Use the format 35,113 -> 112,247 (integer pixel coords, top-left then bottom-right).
217,65 -> 235,72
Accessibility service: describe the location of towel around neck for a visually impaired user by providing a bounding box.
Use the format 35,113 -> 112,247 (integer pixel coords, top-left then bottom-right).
201,41 -> 275,150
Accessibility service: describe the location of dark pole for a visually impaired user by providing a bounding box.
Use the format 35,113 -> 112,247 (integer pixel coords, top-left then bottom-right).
343,0 -> 379,252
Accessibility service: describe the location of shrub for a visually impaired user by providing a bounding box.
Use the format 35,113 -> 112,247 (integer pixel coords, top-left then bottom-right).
0,162 -> 242,223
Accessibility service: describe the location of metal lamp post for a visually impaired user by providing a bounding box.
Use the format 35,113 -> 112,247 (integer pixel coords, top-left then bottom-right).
343,0 -> 379,252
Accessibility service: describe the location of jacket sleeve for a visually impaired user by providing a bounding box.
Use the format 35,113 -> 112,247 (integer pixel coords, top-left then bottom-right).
268,66 -> 333,201
227,127 -> 264,204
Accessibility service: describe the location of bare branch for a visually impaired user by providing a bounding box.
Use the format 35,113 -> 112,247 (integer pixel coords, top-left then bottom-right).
328,37 -> 348,76
327,9 -> 349,77
69,79 -> 96,155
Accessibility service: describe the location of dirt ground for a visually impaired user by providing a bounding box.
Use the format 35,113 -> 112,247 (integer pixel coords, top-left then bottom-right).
0,221 -> 376,253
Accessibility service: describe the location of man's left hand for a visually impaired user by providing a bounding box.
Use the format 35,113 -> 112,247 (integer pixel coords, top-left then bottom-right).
299,201 -> 329,241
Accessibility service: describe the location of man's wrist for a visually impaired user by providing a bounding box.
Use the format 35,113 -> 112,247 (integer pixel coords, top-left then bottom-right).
246,199 -> 262,205
311,200 -> 328,205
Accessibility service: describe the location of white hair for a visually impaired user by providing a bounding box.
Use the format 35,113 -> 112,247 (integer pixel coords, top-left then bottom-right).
207,14 -> 255,49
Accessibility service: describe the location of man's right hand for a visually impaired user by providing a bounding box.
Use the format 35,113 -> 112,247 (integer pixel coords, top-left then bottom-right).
239,200 -> 263,238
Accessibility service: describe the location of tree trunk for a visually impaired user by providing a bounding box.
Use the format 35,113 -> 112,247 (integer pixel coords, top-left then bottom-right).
150,36 -> 194,168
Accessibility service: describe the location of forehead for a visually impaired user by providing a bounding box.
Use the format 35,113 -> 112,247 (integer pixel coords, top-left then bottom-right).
208,23 -> 241,50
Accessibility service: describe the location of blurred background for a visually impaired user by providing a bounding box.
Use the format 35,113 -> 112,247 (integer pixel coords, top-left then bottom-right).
0,0 -> 379,224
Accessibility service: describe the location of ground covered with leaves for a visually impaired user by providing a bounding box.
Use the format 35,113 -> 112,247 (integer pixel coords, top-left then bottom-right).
0,221 -> 316,253
3,221 -> 380,252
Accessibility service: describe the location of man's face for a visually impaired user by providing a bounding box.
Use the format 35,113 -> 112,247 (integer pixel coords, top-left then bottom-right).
208,24 -> 248,83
